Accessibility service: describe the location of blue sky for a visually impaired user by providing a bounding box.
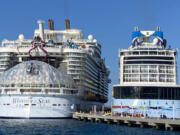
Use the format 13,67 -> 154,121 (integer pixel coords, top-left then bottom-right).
0,0 -> 180,104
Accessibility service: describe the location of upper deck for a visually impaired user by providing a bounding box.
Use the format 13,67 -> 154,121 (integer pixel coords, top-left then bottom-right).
118,27 -> 178,86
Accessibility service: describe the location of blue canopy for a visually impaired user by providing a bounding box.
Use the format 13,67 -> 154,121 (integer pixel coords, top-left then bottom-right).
131,31 -> 142,40
152,31 -> 163,40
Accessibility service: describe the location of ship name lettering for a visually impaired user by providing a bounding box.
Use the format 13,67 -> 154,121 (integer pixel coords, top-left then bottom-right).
38,98 -> 50,104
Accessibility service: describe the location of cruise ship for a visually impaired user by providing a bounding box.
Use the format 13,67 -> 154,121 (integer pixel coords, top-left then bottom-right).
112,27 -> 180,119
0,19 -> 110,118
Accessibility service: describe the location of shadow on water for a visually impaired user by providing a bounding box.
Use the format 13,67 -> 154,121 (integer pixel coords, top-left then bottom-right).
0,119 -> 179,135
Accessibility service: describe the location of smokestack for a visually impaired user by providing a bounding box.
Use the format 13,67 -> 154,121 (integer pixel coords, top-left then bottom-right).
134,26 -> 138,31
157,26 -> 161,31
48,19 -> 54,30
65,19 -> 70,29
37,20 -> 45,40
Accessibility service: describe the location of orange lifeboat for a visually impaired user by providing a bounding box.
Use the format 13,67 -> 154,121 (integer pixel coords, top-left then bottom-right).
81,43 -> 86,48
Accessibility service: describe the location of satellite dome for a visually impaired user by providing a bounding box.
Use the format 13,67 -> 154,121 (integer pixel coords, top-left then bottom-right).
88,35 -> 93,41
18,34 -> 24,41
153,37 -> 158,45
0,60 -> 74,88
93,39 -> 97,43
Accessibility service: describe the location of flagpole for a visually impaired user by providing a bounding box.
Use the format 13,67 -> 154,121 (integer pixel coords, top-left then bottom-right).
173,100 -> 175,120
111,101 -> 112,116
121,102 -> 122,117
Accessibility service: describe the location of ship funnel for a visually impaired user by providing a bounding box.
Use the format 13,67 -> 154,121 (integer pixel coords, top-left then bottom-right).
48,19 -> 54,30
157,26 -> 161,31
37,20 -> 45,40
65,19 -> 70,29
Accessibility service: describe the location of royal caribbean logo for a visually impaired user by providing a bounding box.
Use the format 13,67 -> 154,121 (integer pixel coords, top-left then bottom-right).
26,62 -> 40,75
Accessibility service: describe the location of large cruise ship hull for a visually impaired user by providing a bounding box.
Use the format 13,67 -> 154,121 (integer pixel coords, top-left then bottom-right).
0,95 -> 102,118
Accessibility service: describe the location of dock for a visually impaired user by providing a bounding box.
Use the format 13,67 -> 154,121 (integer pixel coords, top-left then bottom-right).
73,113 -> 180,131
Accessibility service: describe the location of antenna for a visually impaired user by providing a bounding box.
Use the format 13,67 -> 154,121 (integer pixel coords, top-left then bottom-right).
157,26 -> 161,31
134,26 -> 139,31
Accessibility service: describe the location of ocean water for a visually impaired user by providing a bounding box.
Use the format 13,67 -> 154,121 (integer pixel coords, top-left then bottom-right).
0,119 -> 179,135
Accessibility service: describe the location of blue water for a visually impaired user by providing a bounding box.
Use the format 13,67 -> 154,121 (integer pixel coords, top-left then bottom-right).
0,119 -> 179,135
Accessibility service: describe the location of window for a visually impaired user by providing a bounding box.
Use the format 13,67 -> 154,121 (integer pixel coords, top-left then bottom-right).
113,86 -> 180,100
63,89 -> 78,94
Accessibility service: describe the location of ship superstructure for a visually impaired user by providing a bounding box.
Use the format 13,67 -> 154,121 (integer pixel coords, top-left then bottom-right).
0,19 -> 110,118
0,19 -> 110,102
113,27 -> 180,119
119,27 -> 177,85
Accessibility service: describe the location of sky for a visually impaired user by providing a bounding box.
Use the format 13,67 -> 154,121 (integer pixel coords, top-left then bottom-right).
0,0 -> 180,105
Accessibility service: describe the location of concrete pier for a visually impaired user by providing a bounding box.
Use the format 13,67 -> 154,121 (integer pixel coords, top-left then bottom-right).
73,113 -> 180,131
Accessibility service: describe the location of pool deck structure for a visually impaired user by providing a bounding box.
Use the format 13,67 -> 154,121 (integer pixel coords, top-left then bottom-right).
73,113 -> 180,131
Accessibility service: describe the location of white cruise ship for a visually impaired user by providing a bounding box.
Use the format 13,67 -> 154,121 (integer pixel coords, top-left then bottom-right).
112,27 -> 180,119
0,19 -> 110,118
